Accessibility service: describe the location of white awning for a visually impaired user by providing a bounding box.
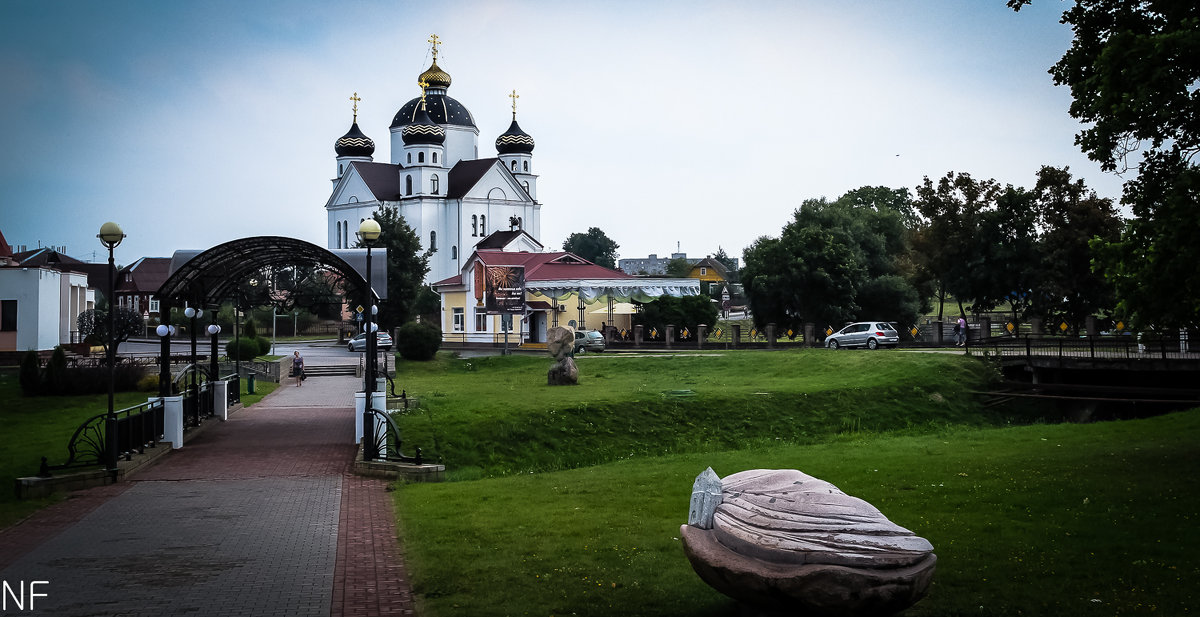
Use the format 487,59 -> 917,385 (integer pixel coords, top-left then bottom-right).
528,278 -> 700,303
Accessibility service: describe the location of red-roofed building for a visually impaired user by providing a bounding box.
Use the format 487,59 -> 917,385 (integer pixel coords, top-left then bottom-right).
433,232 -> 700,345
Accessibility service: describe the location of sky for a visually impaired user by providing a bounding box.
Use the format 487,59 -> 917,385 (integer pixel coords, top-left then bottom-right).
0,0 -> 1127,266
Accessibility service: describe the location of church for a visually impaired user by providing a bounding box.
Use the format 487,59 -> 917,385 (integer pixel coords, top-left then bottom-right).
324,36 -> 540,285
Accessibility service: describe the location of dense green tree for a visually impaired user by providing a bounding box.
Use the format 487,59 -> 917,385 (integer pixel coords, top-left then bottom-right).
77,304 -> 142,355
912,172 -> 997,319
1011,0 -> 1200,328
562,227 -> 620,269
356,206 -> 432,330
742,194 -> 920,330
664,257 -> 692,278
633,295 -> 718,339
712,247 -> 740,278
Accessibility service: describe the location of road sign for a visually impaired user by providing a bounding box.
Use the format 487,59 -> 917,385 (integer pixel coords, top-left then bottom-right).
1006,322 -> 1015,333
1059,321 -> 1069,332
1116,320 -> 1125,331
355,305 -> 364,314
650,327 -> 659,338
910,326 -> 919,337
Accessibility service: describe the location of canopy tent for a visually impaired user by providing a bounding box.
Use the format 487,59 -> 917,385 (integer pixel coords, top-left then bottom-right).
589,302 -> 639,315
528,278 -> 700,304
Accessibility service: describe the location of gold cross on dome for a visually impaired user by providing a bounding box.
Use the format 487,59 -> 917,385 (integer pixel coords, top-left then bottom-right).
428,34 -> 442,59
509,89 -> 519,119
418,79 -> 429,108
349,92 -> 361,122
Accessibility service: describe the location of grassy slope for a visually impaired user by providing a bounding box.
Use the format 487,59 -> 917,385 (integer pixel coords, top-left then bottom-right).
393,350 -> 994,479
0,374 -> 278,528
396,411 -> 1199,617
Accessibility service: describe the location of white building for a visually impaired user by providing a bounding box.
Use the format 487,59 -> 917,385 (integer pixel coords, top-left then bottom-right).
0,234 -> 93,353
325,40 -> 540,285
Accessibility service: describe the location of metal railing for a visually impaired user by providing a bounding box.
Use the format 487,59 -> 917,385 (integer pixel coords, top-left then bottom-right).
39,399 -> 165,476
364,407 -> 423,464
967,332 -> 1192,360
225,374 -> 241,406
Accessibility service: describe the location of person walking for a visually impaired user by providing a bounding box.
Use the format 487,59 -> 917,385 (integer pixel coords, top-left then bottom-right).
293,350 -> 305,386
955,316 -> 967,347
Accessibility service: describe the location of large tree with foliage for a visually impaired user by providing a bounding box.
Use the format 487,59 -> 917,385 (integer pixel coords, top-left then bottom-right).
77,303 -> 143,354
356,207 -> 434,330
1011,0 -> 1200,328
742,193 -> 921,331
562,227 -> 620,269
632,295 -> 718,339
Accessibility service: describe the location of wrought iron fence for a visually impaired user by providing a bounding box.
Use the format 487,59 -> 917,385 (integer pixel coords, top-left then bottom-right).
224,374 -> 241,406
39,399 -> 165,476
967,332 -> 1192,360
364,407 -> 423,464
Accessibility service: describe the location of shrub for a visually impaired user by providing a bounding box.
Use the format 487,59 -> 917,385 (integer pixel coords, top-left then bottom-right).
397,321 -> 441,361
256,336 -> 273,356
243,319 -> 258,339
225,337 -> 261,361
19,350 -> 41,396
137,374 -> 161,392
46,346 -> 69,394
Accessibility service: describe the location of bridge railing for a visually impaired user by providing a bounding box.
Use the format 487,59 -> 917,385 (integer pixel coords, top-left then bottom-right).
968,332 -> 1192,360
39,398 -> 165,476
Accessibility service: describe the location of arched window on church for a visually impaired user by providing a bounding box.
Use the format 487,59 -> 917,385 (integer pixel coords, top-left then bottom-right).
431,174 -> 440,194
406,175 -> 413,196
523,181 -> 530,195
480,215 -> 486,235
523,161 -> 528,172
511,160 -> 518,172
471,215 -> 478,236
433,152 -> 439,164
336,221 -> 342,248
339,163 -> 343,176
451,245 -> 458,259
407,152 -> 412,164
343,222 -> 349,248
429,231 -> 437,252
518,217 -> 523,229
418,152 -> 425,163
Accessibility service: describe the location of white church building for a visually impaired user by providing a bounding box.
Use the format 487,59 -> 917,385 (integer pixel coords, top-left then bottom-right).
324,39 -> 540,285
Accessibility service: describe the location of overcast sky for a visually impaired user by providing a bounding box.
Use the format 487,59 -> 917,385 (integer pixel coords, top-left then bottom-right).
0,0 -> 1125,266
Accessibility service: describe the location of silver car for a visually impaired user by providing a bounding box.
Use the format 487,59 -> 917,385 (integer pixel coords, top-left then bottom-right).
348,331 -> 393,352
825,322 -> 899,350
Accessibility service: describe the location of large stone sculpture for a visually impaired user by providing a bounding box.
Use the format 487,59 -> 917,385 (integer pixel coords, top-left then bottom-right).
680,468 -> 936,617
546,326 -> 578,385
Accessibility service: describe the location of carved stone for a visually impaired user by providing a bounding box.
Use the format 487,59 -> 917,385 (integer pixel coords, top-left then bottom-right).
680,468 -> 936,617
546,326 -> 578,385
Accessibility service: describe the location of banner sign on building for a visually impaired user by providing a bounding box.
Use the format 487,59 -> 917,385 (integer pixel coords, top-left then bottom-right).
485,265 -> 525,314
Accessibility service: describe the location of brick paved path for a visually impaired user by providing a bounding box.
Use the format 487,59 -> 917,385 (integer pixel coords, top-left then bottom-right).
0,376 -> 414,617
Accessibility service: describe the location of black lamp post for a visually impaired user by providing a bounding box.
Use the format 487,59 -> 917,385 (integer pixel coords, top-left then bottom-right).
208,320 -> 221,397
184,306 -> 202,404
358,218 -> 381,461
98,222 -> 125,479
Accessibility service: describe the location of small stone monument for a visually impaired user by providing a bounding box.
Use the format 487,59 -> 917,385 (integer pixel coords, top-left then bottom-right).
546,325 -> 578,385
680,468 -> 936,617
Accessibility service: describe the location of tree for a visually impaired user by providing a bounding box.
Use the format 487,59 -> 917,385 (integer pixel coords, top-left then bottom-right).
562,227 -> 619,269
1011,0 -> 1200,328
664,257 -> 692,278
356,206 -> 432,330
911,172 -> 997,319
77,305 -> 142,355
633,295 -> 718,339
712,246 -> 740,278
741,194 -> 921,330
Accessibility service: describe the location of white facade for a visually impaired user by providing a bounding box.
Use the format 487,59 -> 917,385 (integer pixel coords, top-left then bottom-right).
0,267 -> 89,352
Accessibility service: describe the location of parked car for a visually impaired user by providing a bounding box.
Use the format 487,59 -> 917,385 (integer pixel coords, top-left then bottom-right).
825,322 -> 899,350
348,331 -> 393,352
574,330 -> 605,353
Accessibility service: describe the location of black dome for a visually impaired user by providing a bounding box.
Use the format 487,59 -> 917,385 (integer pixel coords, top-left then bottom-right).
391,92 -> 475,129
334,122 -> 375,157
402,104 -> 446,145
495,118 -> 535,154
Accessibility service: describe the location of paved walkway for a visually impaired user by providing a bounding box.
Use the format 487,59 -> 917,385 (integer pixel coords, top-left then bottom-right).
0,376 -> 414,617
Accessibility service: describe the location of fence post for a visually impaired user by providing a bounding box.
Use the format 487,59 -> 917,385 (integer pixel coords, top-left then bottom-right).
731,324 -> 741,349
213,380 -> 228,421
634,325 -> 643,348
163,396 -> 184,449
697,324 -> 707,350
804,323 -> 815,347
767,323 -> 776,349
979,317 -> 991,342
1030,318 -> 1043,336
665,325 -> 674,350
934,320 -> 944,345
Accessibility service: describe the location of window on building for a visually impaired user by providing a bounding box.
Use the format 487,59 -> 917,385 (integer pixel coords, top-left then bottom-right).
433,152 -> 438,164
431,174 -> 440,194
523,161 -> 529,172
343,222 -> 349,248
406,175 -> 413,195
430,230 -> 437,252
472,215 -> 478,236
523,181 -> 530,194
407,152 -> 412,164
518,217 -> 523,229
339,163 -> 343,175
1,300 -> 16,332
475,311 -> 487,332
418,152 -> 425,163
451,246 -> 458,259
701,267 -> 707,276
511,160 -> 517,172
149,299 -> 160,313
452,308 -> 464,332
480,215 -> 486,235
336,221 -> 342,248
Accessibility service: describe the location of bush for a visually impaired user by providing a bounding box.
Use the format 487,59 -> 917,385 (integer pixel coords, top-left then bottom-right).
46,346 -> 68,394
137,374 -> 161,392
397,321 -> 441,361
243,319 -> 258,339
225,337 -> 261,361
19,350 -> 41,396
256,336 -> 273,356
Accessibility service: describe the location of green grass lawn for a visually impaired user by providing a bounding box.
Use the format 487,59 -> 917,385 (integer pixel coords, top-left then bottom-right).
391,350 -> 1197,616
393,349 -> 997,480
0,372 -> 278,529
396,412 -> 1199,617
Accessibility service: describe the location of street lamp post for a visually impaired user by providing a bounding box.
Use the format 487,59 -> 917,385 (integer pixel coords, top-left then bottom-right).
184,307 -> 203,420
98,222 -> 125,479
358,218 -> 381,461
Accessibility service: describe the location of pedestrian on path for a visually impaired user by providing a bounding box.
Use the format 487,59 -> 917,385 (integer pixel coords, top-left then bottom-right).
293,350 -> 305,386
955,316 -> 967,347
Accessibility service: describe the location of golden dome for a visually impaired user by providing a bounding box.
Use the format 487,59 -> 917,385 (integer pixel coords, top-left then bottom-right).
418,60 -> 451,89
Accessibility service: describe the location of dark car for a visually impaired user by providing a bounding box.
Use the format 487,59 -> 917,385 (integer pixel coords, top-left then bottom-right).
348,331 -> 393,352
824,322 -> 899,350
